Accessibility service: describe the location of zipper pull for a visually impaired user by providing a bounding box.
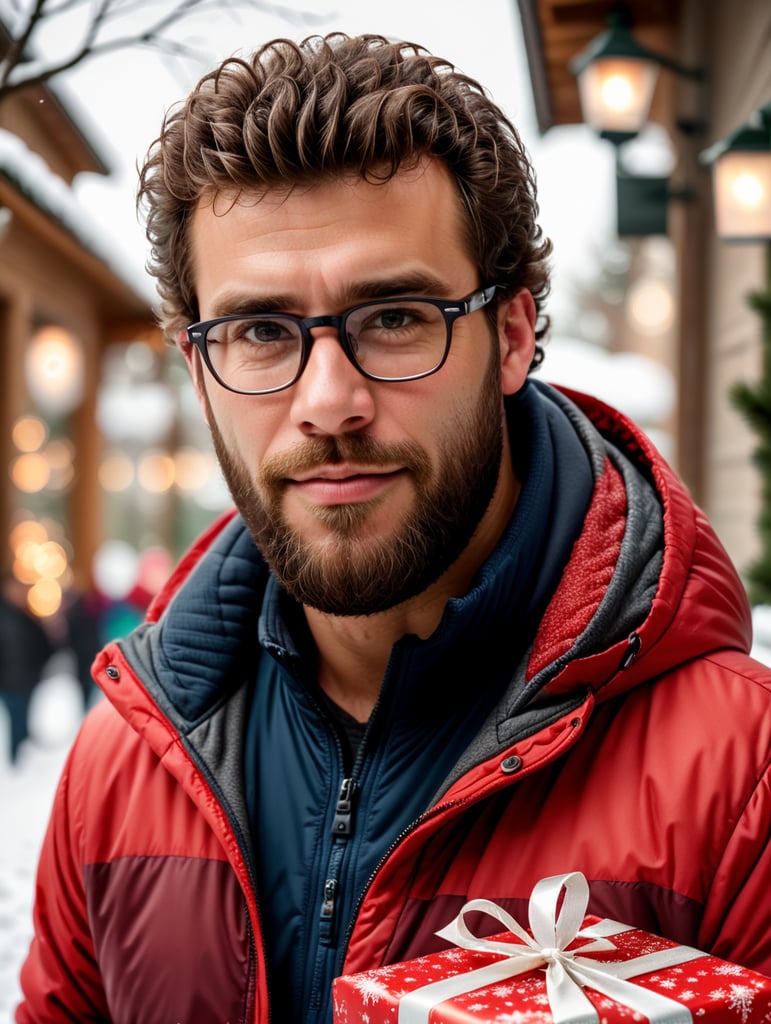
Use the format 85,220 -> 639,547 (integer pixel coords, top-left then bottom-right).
321,878 -> 337,919
319,878 -> 338,943
331,777 -> 357,837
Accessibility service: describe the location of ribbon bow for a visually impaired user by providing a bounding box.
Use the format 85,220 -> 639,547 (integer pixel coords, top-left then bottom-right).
398,871 -> 703,1024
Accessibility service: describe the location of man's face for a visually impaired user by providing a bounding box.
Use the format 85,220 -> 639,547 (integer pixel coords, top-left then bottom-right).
186,159 -> 535,615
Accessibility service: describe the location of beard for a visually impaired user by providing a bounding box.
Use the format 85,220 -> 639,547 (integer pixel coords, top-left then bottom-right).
207,349 -> 506,616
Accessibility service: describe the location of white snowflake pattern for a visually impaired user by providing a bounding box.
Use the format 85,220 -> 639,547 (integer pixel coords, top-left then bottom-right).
350,976 -> 394,1006
716,964 -> 748,978
678,990 -> 697,1001
360,964 -> 400,983
443,950 -> 469,965
711,989 -> 730,1001
635,940 -> 663,955
488,984 -> 520,998
657,978 -> 678,990
494,1011 -> 551,1024
728,984 -> 757,1023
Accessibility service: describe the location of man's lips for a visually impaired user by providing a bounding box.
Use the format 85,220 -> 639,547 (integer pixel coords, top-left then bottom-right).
285,465 -> 407,505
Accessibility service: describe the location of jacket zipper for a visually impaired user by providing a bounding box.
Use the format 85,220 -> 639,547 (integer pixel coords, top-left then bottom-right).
318,776 -> 359,944
340,793 -> 470,960
306,675 -> 396,1015
338,701 -> 589,968
307,708 -> 368,1013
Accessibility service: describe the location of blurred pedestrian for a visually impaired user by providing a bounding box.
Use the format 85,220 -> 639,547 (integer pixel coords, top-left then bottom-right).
62,585 -> 103,713
0,574 -> 54,764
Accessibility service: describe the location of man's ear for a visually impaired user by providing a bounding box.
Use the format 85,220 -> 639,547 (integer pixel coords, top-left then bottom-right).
497,289 -> 537,396
177,329 -> 211,425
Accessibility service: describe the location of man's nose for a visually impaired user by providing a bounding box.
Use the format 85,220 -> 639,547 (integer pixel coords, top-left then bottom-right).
288,328 -> 376,436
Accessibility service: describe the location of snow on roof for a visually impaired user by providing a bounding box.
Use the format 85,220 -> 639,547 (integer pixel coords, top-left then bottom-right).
0,126 -> 156,306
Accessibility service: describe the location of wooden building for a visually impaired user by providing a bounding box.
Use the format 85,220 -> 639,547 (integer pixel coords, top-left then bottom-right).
0,69 -> 158,603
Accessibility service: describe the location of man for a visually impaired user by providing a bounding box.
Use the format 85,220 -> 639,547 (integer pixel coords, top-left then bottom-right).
0,574 -> 53,764
17,32 -> 771,1024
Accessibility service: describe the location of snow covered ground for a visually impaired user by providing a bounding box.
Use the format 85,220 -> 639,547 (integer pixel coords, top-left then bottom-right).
2,618 -> 771,1017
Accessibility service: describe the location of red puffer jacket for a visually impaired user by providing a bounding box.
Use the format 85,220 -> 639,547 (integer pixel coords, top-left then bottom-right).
16,387 -> 771,1023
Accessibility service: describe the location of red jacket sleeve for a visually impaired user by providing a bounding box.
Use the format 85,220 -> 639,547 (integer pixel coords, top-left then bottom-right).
16,728 -> 110,1023
701,761 -> 771,971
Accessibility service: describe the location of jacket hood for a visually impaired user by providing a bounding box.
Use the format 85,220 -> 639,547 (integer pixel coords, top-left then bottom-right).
533,384 -> 752,701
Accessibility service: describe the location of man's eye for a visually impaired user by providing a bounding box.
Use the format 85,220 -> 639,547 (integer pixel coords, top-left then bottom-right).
242,319 -> 290,343
378,309 -> 414,329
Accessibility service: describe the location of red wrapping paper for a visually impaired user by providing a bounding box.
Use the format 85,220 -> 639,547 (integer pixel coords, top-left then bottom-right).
334,910 -> 771,1024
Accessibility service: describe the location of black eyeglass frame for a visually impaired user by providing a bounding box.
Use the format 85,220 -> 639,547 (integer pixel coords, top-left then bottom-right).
185,284 -> 499,395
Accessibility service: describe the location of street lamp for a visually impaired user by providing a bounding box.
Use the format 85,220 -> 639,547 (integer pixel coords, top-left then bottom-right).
571,9 -> 703,147
700,103 -> 771,243
570,10 -> 661,146
570,8 -> 703,236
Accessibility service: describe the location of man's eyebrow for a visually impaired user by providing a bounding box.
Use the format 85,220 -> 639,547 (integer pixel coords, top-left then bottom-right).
208,293 -> 296,318
338,273 -> 449,305
207,273 -> 450,319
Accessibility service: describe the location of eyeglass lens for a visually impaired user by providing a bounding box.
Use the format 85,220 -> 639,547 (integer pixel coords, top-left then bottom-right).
202,299 -> 450,392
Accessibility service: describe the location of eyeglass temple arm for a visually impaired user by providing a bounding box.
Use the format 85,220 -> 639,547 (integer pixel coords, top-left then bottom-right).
468,285 -> 499,312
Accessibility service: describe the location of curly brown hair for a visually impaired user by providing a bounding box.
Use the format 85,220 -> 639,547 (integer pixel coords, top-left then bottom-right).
137,33 -> 551,365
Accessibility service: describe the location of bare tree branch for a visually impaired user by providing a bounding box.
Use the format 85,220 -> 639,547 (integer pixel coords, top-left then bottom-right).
0,0 -> 47,88
0,0 -> 330,101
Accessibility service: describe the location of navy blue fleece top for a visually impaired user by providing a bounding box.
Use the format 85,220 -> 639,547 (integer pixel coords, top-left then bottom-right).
245,381 -> 594,1023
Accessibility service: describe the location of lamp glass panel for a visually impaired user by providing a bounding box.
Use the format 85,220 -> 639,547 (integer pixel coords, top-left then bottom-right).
577,57 -> 659,134
714,150 -> 771,240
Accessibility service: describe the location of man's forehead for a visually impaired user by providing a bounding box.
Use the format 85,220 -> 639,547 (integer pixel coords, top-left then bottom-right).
188,157 -> 476,315
192,156 -> 457,220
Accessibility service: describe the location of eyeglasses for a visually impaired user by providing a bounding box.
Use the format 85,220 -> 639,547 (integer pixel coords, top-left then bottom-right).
185,285 -> 498,395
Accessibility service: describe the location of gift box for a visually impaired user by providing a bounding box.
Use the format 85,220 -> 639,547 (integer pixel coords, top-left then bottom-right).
333,872 -> 771,1024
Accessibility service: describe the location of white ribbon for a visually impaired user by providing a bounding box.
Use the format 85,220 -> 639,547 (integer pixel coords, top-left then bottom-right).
398,871 -> 704,1024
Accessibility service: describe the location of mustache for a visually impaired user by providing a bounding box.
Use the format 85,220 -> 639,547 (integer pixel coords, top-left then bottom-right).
259,434 -> 431,487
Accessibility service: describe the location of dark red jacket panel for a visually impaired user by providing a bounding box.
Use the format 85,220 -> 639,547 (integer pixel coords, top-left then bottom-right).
18,691 -> 257,1024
